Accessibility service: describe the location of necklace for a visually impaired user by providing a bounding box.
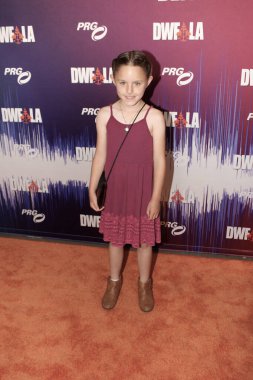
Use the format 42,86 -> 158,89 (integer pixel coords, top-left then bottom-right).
119,102 -> 145,132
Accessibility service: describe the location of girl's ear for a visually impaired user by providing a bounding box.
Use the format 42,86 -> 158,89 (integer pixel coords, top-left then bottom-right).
147,76 -> 153,87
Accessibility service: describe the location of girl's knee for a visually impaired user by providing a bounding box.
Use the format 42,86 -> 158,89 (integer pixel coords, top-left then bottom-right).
140,243 -> 151,249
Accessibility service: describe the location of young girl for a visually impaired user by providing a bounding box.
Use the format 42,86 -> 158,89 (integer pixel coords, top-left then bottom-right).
89,51 -> 165,312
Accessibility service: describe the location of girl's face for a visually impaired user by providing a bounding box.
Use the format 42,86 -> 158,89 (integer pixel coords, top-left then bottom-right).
112,64 -> 152,107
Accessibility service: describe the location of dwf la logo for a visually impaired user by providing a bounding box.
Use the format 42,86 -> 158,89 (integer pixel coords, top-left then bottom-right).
153,22 -> 204,41
240,69 -> 253,86
14,144 -> 39,159
1,108 -> 42,123
0,26 -> 35,43
81,108 -> 100,116
77,22 -> 107,41
164,111 -> 200,128
4,68 -> 32,85
10,177 -> 49,193
71,67 -> 112,84
226,226 -> 252,241
161,221 -> 186,236
21,209 -> 45,223
233,155 -> 253,170
76,147 -> 96,161
169,190 -> 195,204
162,67 -> 194,86
80,214 -> 100,228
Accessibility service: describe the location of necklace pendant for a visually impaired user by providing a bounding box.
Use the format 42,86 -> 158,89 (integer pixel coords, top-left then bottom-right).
124,127 -> 129,132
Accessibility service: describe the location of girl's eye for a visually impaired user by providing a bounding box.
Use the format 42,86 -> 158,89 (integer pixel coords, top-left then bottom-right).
119,82 -> 126,85
135,82 -> 141,86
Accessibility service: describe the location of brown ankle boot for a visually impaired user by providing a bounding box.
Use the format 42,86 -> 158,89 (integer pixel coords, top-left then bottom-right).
138,278 -> 154,312
102,276 -> 122,309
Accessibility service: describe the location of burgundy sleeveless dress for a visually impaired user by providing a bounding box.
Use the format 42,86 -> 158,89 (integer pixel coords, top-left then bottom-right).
99,105 -> 161,248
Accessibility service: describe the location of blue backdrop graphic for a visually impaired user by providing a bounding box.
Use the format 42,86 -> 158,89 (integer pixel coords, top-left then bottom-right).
0,0 -> 252,256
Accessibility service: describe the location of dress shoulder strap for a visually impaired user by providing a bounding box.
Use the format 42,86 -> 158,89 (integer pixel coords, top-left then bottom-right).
144,105 -> 152,119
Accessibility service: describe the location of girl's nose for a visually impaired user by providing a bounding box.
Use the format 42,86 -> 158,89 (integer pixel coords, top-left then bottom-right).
126,84 -> 133,94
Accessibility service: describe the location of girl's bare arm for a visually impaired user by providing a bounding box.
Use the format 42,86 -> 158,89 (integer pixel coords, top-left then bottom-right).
89,107 -> 110,211
147,109 -> 166,219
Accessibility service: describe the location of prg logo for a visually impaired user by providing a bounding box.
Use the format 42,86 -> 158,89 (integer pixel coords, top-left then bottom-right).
81,107 -> 100,116
238,191 -> 253,199
4,67 -> 32,85
162,67 -> 194,86
21,209 -> 45,223
14,144 -> 39,159
169,151 -> 189,167
77,22 -> 107,41
161,221 -> 186,236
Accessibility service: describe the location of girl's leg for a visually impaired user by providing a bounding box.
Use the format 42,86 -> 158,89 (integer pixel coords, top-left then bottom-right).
109,243 -> 124,280
137,244 -> 154,312
102,243 -> 124,310
137,243 -> 152,282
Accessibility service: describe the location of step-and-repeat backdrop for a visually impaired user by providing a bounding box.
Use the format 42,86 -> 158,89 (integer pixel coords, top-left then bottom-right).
0,0 -> 252,256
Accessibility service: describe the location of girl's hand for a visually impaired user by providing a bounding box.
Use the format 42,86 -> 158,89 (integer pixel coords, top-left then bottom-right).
146,199 -> 160,220
89,192 -> 104,212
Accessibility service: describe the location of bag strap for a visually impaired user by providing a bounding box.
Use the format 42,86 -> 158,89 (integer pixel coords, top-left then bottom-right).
106,102 -> 146,182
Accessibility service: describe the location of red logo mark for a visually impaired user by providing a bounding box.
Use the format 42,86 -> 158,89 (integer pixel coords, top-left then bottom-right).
247,230 -> 253,242
174,112 -> 187,128
177,23 -> 191,42
28,180 -> 39,192
12,26 -> 24,44
171,190 -> 185,204
92,68 -> 104,85
20,108 -> 32,123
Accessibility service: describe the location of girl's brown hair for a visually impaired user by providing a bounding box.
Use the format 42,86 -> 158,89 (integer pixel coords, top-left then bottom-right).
112,51 -> 152,78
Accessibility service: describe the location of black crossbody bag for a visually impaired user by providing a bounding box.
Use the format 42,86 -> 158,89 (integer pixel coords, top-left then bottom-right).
95,103 -> 146,208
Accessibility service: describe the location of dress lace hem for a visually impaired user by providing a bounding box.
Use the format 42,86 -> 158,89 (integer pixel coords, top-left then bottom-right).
99,212 -> 161,248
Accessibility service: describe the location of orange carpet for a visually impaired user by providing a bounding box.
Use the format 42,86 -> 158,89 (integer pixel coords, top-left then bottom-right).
0,236 -> 252,380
